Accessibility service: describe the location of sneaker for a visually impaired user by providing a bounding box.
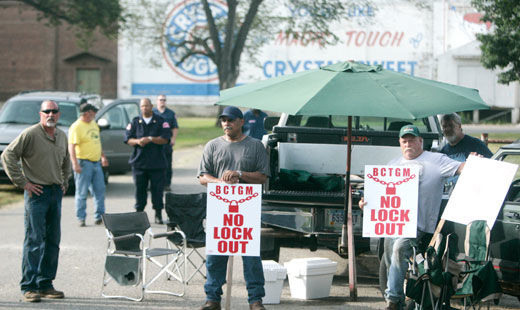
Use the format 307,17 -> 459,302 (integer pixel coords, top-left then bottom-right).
200,300 -> 221,310
94,218 -> 103,225
78,220 -> 86,227
22,291 -> 41,302
249,301 -> 266,310
39,288 -> 64,299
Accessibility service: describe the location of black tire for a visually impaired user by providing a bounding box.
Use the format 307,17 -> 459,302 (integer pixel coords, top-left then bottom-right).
103,169 -> 109,184
260,238 -> 280,262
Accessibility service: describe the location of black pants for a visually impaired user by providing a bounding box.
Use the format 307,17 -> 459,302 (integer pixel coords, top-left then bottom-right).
132,168 -> 164,211
164,145 -> 173,187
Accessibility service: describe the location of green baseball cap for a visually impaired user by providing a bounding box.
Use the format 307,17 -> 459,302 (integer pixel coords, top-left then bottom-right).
399,124 -> 420,137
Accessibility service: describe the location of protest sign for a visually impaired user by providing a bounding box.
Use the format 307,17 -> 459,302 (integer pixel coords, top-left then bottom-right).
206,183 -> 262,256
362,165 -> 419,238
442,155 -> 518,229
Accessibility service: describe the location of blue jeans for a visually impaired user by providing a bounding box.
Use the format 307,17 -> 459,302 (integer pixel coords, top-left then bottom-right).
384,231 -> 427,306
74,159 -> 105,221
204,255 -> 265,304
21,184 -> 62,292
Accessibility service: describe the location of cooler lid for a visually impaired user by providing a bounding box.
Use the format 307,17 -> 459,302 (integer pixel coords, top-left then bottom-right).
262,260 -> 287,281
284,257 -> 338,276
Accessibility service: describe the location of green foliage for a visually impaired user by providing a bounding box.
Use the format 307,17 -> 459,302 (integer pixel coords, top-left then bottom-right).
472,0 -> 520,84
20,0 -> 126,39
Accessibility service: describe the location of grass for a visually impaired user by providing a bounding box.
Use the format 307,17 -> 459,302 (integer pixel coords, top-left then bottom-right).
0,117 -> 223,208
0,118 -> 518,208
0,184 -> 23,207
175,117 -> 223,149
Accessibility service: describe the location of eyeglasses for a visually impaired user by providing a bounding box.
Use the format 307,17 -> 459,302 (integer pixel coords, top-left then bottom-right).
41,109 -> 59,114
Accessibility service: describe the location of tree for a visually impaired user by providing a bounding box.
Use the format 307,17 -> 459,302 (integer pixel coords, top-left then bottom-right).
473,0 -> 520,84
6,0 -> 126,39
124,0 -> 373,91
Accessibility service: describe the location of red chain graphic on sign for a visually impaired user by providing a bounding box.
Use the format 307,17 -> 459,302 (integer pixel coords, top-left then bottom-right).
209,192 -> 259,213
366,174 -> 416,195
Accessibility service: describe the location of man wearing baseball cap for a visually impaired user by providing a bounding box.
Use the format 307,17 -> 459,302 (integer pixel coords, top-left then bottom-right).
197,106 -> 270,310
360,124 -> 465,310
68,102 -> 108,227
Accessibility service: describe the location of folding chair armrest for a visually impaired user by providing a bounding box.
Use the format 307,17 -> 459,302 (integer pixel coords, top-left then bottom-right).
151,230 -> 179,239
113,233 -> 144,242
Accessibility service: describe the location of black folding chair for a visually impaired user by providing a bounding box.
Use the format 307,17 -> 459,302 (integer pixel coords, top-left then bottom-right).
101,212 -> 185,301
165,192 -> 207,284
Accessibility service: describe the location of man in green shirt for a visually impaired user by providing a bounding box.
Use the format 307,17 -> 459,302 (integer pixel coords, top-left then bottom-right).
1,100 -> 71,302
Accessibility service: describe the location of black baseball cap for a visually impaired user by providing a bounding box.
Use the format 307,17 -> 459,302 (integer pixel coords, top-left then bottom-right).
219,106 -> 243,120
80,103 -> 99,113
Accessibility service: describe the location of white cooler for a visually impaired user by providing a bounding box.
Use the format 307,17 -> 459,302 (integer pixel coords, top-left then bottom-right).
284,257 -> 337,299
261,260 -> 287,304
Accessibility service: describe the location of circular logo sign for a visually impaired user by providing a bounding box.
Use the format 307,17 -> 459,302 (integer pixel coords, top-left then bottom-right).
162,0 -> 227,82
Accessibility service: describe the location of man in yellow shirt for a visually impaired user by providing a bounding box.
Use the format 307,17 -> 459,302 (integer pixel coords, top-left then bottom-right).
68,103 -> 108,227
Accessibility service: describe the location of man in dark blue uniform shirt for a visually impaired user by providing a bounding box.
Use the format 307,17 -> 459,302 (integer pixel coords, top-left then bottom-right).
243,109 -> 267,140
153,94 -> 178,192
440,113 -> 493,161
440,113 -> 493,192
124,98 -> 171,224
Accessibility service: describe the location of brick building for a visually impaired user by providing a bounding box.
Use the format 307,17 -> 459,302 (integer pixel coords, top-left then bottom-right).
0,2 -> 117,101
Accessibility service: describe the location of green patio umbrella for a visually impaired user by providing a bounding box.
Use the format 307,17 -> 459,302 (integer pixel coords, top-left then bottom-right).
218,61 -> 488,119
216,60 -> 489,300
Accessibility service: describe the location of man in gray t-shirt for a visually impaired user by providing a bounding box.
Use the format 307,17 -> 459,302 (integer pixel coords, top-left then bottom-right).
360,125 -> 463,310
197,106 -> 270,310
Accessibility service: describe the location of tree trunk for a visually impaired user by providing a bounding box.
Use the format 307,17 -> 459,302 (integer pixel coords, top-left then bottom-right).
214,69 -> 239,126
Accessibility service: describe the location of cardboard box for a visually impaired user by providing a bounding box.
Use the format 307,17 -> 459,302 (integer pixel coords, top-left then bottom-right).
285,257 -> 337,299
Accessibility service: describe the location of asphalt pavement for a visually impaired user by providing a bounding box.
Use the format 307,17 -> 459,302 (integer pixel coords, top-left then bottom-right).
0,145 -> 518,309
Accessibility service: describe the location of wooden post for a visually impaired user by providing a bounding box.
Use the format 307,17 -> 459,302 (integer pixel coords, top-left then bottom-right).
224,256 -> 234,310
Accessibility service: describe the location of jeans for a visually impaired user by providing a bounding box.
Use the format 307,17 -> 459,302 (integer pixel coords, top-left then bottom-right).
21,184 -> 62,292
384,231 -> 427,305
132,168 -> 164,211
204,255 -> 265,304
74,159 -> 106,221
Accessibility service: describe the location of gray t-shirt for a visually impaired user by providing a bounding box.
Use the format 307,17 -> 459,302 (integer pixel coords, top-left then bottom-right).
388,151 -> 461,234
198,135 -> 270,179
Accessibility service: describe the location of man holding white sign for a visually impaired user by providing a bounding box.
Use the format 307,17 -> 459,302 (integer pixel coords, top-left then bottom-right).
360,125 -> 464,310
198,106 -> 270,310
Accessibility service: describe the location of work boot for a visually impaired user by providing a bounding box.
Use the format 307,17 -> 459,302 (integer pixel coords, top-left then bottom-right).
249,301 -> 266,310
39,288 -> 65,299
385,301 -> 399,310
155,211 -> 163,224
22,291 -> 41,302
200,300 -> 221,310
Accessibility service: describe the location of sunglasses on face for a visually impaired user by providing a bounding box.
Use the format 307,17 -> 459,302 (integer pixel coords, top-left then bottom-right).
159,99 -> 166,101
41,109 -> 59,114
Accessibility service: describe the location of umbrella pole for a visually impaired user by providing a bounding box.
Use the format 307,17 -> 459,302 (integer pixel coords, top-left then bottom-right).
340,116 -> 357,300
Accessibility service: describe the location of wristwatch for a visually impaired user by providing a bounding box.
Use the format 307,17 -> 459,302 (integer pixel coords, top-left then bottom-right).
237,170 -> 243,178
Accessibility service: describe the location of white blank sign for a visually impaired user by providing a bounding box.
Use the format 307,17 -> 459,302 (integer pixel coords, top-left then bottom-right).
441,155 -> 518,229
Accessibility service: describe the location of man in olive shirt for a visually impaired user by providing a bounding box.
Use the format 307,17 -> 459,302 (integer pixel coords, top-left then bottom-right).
1,100 -> 71,302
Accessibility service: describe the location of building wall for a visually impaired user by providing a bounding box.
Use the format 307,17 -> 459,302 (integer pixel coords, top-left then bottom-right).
0,2 -> 117,101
